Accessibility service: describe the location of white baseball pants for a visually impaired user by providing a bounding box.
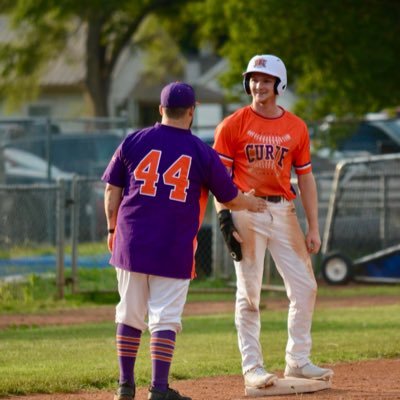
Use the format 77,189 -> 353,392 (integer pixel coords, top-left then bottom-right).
115,269 -> 190,334
232,200 -> 317,374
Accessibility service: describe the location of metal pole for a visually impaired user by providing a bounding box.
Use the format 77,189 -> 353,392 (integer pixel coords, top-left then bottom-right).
0,146 -> 5,184
90,179 -> 96,241
56,180 -> 66,299
45,118 -> 52,182
70,176 -> 80,294
379,174 -> 388,248
45,118 -> 54,243
321,162 -> 346,254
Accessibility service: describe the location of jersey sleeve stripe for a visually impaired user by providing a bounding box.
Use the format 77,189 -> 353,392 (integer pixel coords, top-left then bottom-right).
217,152 -> 234,163
294,162 -> 311,171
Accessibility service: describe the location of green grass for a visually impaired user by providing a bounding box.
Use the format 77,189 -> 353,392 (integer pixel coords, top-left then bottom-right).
317,283 -> 400,298
0,242 -> 108,259
1,268 -> 400,313
0,304 -> 399,396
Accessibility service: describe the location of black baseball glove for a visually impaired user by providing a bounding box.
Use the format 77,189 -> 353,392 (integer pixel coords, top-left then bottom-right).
217,210 -> 242,261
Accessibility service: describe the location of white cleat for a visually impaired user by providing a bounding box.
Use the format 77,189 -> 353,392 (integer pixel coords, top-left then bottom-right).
244,366 -> 278,388
284,362 -> 334,381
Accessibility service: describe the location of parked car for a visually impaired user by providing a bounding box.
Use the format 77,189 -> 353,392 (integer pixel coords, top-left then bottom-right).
338,118 -> 400,155
2,147 -> 74,184
3,132 -> 123,178
316,118 -> 400,161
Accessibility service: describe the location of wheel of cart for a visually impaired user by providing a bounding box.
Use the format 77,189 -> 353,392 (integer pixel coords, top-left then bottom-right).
320,252 -> 353,285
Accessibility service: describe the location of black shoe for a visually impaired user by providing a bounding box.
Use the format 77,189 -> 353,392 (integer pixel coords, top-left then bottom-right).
114,382 -> 135,400
148,385 -> 191,400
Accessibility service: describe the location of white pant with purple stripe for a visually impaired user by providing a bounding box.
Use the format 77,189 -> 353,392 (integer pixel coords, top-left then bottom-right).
232,200 -> 317,374
115,269 -> 190,334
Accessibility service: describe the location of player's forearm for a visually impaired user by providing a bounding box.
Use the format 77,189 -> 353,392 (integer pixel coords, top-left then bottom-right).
104,183 -> 123,230
298,174 -> 319,231
222,192 -> 249,211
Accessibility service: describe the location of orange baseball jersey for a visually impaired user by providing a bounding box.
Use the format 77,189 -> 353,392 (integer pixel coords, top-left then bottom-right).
213,106 -> 312,200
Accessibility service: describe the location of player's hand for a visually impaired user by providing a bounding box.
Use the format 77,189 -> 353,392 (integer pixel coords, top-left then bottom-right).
217,210 -> 243,261
107,233 -> 114,253
306,229 -> 321,254
244,189 -> 267,213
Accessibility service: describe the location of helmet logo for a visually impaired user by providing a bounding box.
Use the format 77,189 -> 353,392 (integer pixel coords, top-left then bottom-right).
253,58 -> 266,68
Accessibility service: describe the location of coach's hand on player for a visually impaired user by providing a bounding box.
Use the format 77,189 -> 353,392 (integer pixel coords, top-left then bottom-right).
218,209 -> 243,261
306,228 -> 321,254
244,189 -> 268,213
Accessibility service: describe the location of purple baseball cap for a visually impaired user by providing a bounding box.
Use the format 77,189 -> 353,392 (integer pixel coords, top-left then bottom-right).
160,82 -> 196,108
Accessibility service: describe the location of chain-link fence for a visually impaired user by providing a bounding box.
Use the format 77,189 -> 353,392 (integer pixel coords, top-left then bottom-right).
0,183 -> 66,301
0,116 -> 335,297
0,172 -> 335,299
322,154 -> 400,258
2,116 -> 398,298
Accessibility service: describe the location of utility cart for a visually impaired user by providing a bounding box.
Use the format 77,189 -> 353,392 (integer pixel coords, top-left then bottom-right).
320,153 -> 400,284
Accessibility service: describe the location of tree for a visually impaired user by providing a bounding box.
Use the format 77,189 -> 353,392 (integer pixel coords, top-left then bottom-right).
193,0 -> 400,119
0,0 -> 198,117
2,0 -> 399,120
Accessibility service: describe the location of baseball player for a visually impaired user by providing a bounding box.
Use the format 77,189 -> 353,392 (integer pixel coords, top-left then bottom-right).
213,55 -> 334,390
102,82 -> 267,400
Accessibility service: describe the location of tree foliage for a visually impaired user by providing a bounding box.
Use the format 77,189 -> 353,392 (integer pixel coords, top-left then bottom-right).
1,0 -> 399,120
0,0 -> 195,116
194,0 -> 400,119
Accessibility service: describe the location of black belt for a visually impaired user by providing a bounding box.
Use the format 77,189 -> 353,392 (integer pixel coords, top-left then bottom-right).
258,195 -> 284,203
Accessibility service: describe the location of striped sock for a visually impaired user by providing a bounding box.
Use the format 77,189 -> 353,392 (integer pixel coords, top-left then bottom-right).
150,330 -> 176,391
116,323 -> 141,386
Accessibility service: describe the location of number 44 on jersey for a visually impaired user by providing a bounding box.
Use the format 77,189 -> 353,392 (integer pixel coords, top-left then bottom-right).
134,149 -> 192,202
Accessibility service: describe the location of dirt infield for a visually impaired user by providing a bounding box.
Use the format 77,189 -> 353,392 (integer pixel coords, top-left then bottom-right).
3,294 -> 400,399
6,359 -> 400,400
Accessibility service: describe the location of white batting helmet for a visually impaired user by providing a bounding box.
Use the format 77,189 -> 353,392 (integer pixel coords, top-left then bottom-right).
243,54 -> 287,96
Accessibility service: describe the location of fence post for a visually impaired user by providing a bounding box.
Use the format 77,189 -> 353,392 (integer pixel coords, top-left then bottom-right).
0,146 -> 5,184
45,118 -> 52,182
379,174 -> 388,248
70,176 -> 80,294
56,179 -> 66,299
322,162 -> 345,254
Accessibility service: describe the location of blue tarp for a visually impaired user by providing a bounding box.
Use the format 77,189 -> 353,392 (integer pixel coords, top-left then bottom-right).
0,254 -> 110,277
362,253 -> 400,278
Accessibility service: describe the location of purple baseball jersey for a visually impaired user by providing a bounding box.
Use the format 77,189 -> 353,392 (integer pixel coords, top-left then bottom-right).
102,122 -> 238,279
